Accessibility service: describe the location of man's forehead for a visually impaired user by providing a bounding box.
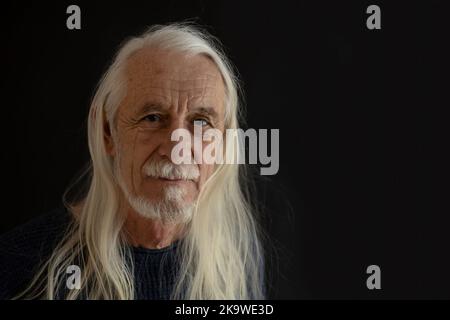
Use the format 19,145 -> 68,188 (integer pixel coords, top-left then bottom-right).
127,76 -> 222,95
124,77 -> 225,112
125,48 -> 223,86
121,49 -> 226,113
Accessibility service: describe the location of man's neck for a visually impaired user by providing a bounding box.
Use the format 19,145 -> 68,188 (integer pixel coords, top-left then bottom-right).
123,209 -> 185,249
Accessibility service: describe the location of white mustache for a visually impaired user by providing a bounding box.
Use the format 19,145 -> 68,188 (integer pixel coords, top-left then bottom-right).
143,159 -> 200,181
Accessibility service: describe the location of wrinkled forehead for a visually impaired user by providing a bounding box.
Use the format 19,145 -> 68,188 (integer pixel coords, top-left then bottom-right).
123,48 -> 226,101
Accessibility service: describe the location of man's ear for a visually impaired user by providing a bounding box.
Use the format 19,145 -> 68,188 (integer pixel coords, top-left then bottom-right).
104,116 -> 115,156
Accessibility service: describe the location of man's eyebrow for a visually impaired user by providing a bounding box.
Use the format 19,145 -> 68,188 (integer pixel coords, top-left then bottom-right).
189,106 -> 219,119
136,103 -> 168,115
135,104 -> 220,120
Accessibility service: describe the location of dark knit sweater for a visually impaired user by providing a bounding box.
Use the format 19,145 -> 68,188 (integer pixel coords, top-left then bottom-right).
0,206 -> 180,300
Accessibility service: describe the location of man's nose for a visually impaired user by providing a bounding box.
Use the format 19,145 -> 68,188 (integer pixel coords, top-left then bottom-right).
156,118 -> 192,160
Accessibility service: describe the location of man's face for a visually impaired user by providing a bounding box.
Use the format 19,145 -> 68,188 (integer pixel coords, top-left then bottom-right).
106,48 -> 226,221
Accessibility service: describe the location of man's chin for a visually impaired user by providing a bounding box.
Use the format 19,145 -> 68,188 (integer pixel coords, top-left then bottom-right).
130,197 -> 194,224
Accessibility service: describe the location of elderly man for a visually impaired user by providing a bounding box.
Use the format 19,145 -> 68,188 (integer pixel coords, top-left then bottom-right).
0,23 -> 265,300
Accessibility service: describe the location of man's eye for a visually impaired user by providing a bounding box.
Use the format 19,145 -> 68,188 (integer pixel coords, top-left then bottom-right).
144,114 -> 162,122
193,119 -> 210,127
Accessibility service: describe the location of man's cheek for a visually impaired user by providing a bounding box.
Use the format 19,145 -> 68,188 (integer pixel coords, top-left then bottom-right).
119,131 -> 144,191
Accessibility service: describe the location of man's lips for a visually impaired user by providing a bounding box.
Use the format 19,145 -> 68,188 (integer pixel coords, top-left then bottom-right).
159,177 -> 184,181
148,176 -> 194,182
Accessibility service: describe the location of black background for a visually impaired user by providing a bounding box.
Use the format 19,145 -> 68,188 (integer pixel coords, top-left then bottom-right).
0,0 -> 449,299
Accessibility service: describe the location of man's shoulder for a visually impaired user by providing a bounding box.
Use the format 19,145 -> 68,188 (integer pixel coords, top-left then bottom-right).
0,206 -> 73,299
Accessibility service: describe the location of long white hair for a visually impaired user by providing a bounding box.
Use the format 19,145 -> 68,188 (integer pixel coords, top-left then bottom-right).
18,23 -> 264,300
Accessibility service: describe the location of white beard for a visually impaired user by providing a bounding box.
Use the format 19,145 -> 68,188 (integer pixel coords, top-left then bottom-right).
122,184 -> 194,224
114,157 -> 197,224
